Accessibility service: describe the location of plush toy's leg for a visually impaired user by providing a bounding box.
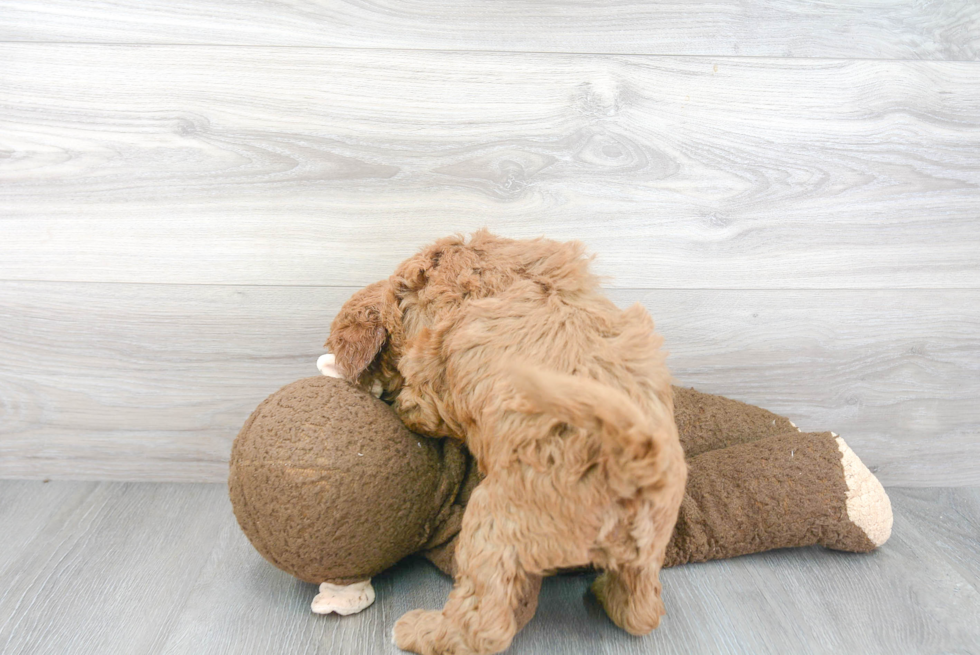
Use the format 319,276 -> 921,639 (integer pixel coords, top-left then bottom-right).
393,484 -> 539,655
664,431 -> 892,567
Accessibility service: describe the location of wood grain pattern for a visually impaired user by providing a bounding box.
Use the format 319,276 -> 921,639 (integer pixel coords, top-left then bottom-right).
1,482 -> 977,654
0,481 -> 231,654
2,282 -> 977,486
0,0 -> 977,60
2,45 -> 979,289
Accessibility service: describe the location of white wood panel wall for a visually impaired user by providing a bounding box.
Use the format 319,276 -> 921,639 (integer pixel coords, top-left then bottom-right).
1,0 -> 977,59
1,2 -> 978,485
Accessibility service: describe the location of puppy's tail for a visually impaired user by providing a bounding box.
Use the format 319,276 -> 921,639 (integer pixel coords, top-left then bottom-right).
509,366 -> 679,495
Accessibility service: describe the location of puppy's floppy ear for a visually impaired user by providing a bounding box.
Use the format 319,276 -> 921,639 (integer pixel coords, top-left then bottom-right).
326,281 -> 391,381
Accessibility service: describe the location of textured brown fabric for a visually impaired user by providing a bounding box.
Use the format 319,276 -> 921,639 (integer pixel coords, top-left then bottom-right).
420,458 -> 484,577
664,431 -> 876,567
420,518 -> 464,576
229,376 -> 467,584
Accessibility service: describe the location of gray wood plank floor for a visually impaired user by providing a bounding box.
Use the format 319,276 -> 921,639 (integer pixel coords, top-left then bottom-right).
0,481 -> 977,655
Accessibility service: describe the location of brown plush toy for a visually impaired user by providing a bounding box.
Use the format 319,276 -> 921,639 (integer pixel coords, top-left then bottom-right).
229,364 -> 892,626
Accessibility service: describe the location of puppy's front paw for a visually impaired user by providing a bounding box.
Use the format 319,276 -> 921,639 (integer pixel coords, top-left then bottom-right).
393,609 -> 435,654
393,609 -> 459,655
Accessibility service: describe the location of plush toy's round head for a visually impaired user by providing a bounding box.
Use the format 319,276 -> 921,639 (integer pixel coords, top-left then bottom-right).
228,376 -> 467,585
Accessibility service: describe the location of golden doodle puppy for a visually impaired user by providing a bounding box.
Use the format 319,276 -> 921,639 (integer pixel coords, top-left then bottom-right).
327,230 -> 687,655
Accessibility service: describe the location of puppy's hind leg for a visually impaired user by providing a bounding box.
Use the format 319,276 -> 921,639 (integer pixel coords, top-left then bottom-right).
591,479 -> 682,635
592,560 -> 666,636
393,483 -> 533,655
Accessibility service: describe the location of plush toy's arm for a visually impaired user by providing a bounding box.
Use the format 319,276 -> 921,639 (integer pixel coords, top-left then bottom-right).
672,386 -> 801,458
664,431 -> 892,567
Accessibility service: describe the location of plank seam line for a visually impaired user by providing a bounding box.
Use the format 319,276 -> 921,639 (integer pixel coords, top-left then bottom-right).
0,41 -> 978,64
1,280 -> 979,292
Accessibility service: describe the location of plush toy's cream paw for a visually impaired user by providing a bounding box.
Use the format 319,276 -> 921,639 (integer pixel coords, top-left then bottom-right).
311,580 -> 375,616
835,435 -> 893,547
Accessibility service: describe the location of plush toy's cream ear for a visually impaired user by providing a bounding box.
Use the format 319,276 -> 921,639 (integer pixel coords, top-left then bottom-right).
317,354 -> 343,378
326,281 -> 390,381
